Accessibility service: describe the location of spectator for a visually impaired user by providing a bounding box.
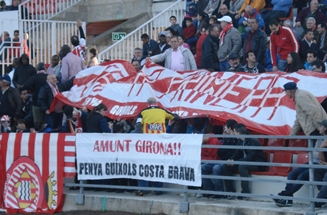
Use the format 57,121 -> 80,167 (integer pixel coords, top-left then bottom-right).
299,30 -> 318,63
86,103 -> 112,133
222,123 -> 266,199
243,18 -> 267,66
37,74 -> 63,132
152,31 -> 171,67
195,12 -> 209,36
12,29 -> 19,46
60,44 -> 85,84
238,0 -> 266,15
0,1 -> 9,11
72,19 -> 87,62
19,88 -> 33,129
295,0 -> 327,31
87,48 -> 99,68
240,51 -> 266,73
201,25 -> 219,71
47,55 -> 61,82
285,52 -> 305,73
227,53 -> 242,71
24,32 -> 34,60
13,54 -> 36,88
195,24 -> 209,68
269,19 -> 299,72
169,16 -> 183,36
1,115 -> 11,132
7,58 -> 19,88
304,50 -> 318,71
204,0 -> 220,15
302,17 -> 319,39
312,59 -> 326,72
238,5 -> 265,34
213,4 -> 236,25
20,62 -> 48,125
15,119 -> 27,132
0,31 -> 11,60
284,82 -> 327,137
148,36 -> 197,71
217,16 -> 242,71
135,97 -> 178,196
283,20 -> 301,41
229,0 -> 243,19
273,116 -> 326,207
132,60 -> 142,72
317,23 -> 327,58
313,120 -> 327,208
63,106 -> 88,133
131,48 -> 143,62
0,74 -> 21,123
177,35 -> 190,50
209,16 -> 217,25
141,33 -> 159,59
197,0 -> 210,14
201,119 -> 238,198
183,18 -> 197,45
262,0 -> 293,34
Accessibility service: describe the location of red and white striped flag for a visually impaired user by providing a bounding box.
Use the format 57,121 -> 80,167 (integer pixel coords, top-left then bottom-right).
0,133 -> 75,213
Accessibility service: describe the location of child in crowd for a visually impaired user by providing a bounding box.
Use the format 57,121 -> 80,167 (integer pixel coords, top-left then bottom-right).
183,18 -> 197,46
1,115 -> 11,132
178,35 -> 190,49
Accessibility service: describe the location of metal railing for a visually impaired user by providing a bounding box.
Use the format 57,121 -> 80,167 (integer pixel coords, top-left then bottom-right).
19,0 -> 82,20
0,19 -> 86,73
65,134 -> 327,215
98,0 -> 185,61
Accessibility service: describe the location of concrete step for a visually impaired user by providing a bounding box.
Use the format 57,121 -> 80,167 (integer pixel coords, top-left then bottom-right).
62,190 -> 325,215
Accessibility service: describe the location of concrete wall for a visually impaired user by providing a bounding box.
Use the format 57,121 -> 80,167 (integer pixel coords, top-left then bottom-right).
51,0 -> 152,23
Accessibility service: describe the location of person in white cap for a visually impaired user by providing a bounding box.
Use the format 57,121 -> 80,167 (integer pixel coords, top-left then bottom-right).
217,15 -> 242,71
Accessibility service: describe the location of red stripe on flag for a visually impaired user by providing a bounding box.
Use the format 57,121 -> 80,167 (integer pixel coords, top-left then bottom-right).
28,133 -> 36,160
13,133 -> 22,161
0,133 -> 9,206
41,133 -> 50,183
64,173 -> 76,178
64,152 -> 76,157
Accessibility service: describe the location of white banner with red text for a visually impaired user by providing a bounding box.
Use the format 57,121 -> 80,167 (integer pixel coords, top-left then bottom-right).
76,133 -> 203,186
52,60 -> 327,135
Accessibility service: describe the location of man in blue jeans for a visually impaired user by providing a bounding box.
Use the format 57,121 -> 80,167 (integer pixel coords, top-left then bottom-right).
201,119 -> 239,198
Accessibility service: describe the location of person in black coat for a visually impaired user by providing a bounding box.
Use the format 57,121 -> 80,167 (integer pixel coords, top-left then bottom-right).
13,53 -> 36,88
37,74 -> 63,132
86,103 -> 112,133
63,105 -> 88,133
141,33 -> 159,59
201,25 -> 219,71
222,123 -> 266,199
20,62 -> 48,125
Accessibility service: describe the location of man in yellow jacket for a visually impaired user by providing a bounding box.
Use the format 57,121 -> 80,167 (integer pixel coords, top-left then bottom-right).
238,0 -> 265,15
284,82 -> 327,137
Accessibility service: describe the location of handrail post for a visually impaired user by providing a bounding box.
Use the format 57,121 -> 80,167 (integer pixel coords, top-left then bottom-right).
180,186 -> 189,213
76,180 -> 85,205
306,139 -> 316,215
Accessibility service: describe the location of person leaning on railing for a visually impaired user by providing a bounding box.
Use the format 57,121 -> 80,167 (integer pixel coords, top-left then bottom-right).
222,123 -> 266,200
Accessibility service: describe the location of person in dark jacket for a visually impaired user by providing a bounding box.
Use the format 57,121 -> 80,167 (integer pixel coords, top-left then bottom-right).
201,25 -> 219,71
141,33 -> 159,59
37,74 -> 63,132
20,62 -> 48,125
151,31 -> 171,67
86,103 -> 112,133
0,74 -> 22,124
243,18 -> 267,66
19,88 -> 33,129
222,123 -> 266,199
201,119 -> 239,198
13,53 -> 36,88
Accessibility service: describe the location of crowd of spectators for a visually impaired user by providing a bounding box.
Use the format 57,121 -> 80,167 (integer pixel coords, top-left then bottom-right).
131,0 -> 327,74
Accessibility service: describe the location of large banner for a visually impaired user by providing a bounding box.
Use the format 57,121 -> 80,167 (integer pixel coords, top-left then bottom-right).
76,133 -> 203,186
52,60 -> 327,135
0,133 -> 76,214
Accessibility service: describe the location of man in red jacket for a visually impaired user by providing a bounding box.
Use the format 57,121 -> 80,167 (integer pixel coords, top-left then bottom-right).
269,19 -> 299,72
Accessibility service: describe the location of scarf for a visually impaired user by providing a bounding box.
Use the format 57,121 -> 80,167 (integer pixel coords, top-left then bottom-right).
219,23 -> 233,46
47,81 -> 59,97
68,111 -> 83,133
